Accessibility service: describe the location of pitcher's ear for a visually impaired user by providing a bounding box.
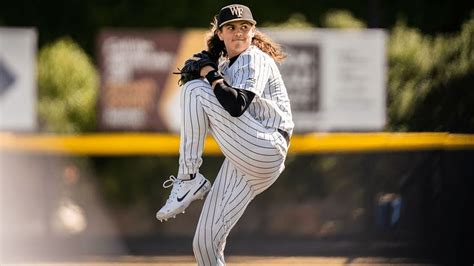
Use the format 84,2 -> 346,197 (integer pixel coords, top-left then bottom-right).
250,28 -> 256,38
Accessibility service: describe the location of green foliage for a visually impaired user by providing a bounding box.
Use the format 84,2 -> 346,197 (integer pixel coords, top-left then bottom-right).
387,15 -> 474,132
37,37 -> 98,133
318,10 -> 474,132
262,13 -> 314,28
322,10 -> 366,29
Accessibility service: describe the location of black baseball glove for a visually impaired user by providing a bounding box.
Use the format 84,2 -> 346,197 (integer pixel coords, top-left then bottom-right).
173,50 -> 218,86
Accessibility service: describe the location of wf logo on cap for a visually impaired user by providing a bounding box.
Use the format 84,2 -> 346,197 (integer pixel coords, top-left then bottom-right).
229,5 -> 243,17
218,4 -> 256,27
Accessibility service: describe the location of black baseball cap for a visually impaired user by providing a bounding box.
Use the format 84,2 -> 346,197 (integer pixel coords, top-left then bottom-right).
217,4 -> 257,27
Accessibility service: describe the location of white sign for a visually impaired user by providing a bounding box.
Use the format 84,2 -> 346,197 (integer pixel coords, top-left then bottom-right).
263,29 -> 387,132
0,28 -> 37,132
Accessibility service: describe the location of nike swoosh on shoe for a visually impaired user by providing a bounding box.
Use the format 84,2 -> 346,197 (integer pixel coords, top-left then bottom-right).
177,190 -> 191,202
193,180 -> 208,195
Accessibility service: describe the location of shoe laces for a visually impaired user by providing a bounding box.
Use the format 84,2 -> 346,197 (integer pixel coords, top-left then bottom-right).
162,175 -> 183,204
163,175 -> 178,188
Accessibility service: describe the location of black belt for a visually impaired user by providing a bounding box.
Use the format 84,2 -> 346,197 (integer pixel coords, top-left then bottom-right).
277,129 -> 290,144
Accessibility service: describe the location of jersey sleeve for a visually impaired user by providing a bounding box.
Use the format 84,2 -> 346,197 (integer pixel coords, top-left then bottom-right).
230,52 -> 270,97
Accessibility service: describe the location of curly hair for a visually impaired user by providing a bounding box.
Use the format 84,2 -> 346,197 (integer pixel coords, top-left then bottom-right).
206,16 -> 286,63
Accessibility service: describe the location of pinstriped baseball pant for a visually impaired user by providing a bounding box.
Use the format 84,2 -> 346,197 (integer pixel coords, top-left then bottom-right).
179,80 -> 288,265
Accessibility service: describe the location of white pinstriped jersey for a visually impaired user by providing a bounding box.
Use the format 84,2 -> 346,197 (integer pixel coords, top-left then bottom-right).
219,45 -> 294,135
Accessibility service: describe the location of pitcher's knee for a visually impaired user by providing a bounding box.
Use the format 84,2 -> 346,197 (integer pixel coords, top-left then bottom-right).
182,79 -> 210,94
181,80 -> 209,105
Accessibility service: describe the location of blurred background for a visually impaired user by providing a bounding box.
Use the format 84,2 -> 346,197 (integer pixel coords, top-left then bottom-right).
1,0 -> 473,265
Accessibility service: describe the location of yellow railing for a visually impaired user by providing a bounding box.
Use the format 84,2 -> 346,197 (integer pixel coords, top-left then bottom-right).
1,132 -> 473,155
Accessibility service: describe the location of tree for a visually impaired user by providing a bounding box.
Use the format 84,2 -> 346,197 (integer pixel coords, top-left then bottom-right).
387,16 -> 474,132
37,37 -> 98,133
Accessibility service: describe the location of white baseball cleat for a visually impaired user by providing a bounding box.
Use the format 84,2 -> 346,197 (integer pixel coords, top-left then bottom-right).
156,173 -> 211,222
